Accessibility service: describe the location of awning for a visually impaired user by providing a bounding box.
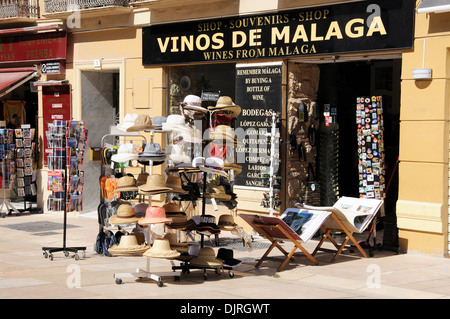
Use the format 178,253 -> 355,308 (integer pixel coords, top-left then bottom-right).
0,67 -> 38,98
418,0 -> 450,13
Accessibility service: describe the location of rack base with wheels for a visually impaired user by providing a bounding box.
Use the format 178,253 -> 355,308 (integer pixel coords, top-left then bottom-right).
114,259 -> 181,287
42,246 -> 86,261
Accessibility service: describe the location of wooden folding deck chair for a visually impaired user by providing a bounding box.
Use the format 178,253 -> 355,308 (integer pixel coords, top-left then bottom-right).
296,197 -> 383,262
239,214 -> 322,271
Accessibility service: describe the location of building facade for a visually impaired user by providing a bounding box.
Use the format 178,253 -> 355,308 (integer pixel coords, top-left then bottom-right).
0,0 -> 449,256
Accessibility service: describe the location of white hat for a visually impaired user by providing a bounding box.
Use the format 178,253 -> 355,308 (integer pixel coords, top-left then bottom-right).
111,143 -> 138,163
166,144 -> 191,164
182,95 -> 207,113
162,115 -> 186,132
116,114 -> 138,132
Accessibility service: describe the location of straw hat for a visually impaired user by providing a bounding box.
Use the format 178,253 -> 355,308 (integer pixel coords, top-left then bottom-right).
112,175 -> 138,193
218,214 -> 237,231
208,96 -> 241,118
138,206 -> 172,225
165,175 -> 187,194
224,163 -> 242,175
190,247 -> 223,268
209,125 -> 243,147
111,143 -> 138,163
108,234 -> 148,255
163,233 -> 188,253
108,234 -> 149,256
138,174 -> 173,194
143,238 -> 181,259
109,204 -> 141,225
126,114 -> 156,132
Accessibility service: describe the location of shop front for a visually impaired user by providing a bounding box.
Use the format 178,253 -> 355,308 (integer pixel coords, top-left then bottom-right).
140,0 -> 414,251
0,25 -> 67,215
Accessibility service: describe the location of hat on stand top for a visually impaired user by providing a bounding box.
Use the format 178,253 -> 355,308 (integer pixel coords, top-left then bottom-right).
190,247 -> 223,268
208,96 -> 241,118
138,174 -> 173,194
182,95 -> 207,119
109,204 -> 141,225
138,143 -> 166,160
107,234 -> 149,256
162,115 -> 187,132
138,206 -> 172,225
112,175 -> 138,193
111,143 -> 138,163
143,238 -> 181,259
126,114 -> 156,132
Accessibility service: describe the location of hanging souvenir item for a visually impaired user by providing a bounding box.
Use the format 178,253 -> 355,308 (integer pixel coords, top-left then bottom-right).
308,124 -> 317,146
356,96 -> 385,200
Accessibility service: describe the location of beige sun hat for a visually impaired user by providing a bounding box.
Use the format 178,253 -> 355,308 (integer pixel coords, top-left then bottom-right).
204,184 -> 232,201
112,175 -> 138,193
107,234 -> 149,256
190,247 -> 223,268
138,174 -> 173,194
208,96 -> 241,118
126,114 -> 156,132
109,204 -> 141,225
143,238 -> 181,259
163,233 -> 188,253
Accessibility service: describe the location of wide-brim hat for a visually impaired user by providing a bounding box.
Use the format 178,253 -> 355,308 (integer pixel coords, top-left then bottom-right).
165,175 -> 188,194
138,206 -> 172,225
134,202 -> 148,218
217,248 -> 242,267
126,114 -> 156,132
208,96 -> 241,118
109,204 -> 141,225
138,143 -> 166,160
138,174 -> 173,193
136,173 -> 149,186
108,234 -> 149,256
166,144 -> 191,164
162,115 -> 185,131
111,143 -> 138,163
224,163 -> 242,175
193,214 -> 221,235
204,185 -> 232,201
163,233 -> 188,253
190,247 -> 223,268
116,113 -> 138,132
143,238 -> 181,259
182,95 -> 207,113
112,175 -> 138,192
218,214 -> 237,231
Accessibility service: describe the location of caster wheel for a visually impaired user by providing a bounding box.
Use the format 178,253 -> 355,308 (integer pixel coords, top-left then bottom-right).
49,254 -> 53,261
43,251 -> 48,259
157,280 -> 163,287
73,254 -> 79,260
174,276 -> 180,282
82,251 -> 86,259
229,271 -> 234,278
64,251 -> 69,257
203,274 -> 208,280
115,278 -> 122,285
369,252 -> 374,257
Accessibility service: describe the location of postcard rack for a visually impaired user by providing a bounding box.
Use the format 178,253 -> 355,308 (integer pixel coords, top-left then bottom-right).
42,120 -> 87,261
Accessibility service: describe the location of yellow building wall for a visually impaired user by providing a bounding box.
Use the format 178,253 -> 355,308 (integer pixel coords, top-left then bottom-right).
397,6 -> 450,255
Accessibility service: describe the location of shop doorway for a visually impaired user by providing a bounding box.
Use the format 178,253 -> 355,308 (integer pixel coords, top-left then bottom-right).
316,59 -> 401,249
81,70 -> 119,214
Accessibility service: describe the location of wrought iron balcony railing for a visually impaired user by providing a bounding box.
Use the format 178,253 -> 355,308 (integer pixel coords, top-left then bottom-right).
44,0 -> 130,13
0,0 -> 40,19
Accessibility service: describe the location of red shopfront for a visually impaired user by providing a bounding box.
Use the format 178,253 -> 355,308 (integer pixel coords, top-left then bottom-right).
0,26 -> 68,209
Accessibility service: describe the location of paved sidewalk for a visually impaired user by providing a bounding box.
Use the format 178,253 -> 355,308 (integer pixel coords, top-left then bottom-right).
1,212 -> 450,300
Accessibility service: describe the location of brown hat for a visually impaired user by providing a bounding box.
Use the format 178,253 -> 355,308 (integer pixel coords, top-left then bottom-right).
109,204 -> 141,225
165,175 -> 187,194
190,247 -> 223,268
138,174 -> 173,194
126,114 -> 156,132
112,175 -> 138,192
204,185 -> 232,201
218,214 -> 237,231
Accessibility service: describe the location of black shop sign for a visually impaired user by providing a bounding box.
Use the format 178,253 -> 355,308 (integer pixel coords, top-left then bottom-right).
234,62 -> 282,188
142,0 -> 414,65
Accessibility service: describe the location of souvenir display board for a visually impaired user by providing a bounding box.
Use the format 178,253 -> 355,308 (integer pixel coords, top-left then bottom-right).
356,96 -> 385,200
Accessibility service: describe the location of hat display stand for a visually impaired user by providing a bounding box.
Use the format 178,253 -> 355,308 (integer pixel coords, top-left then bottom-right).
98,125 -> 181,286
42,121 -> 87,261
